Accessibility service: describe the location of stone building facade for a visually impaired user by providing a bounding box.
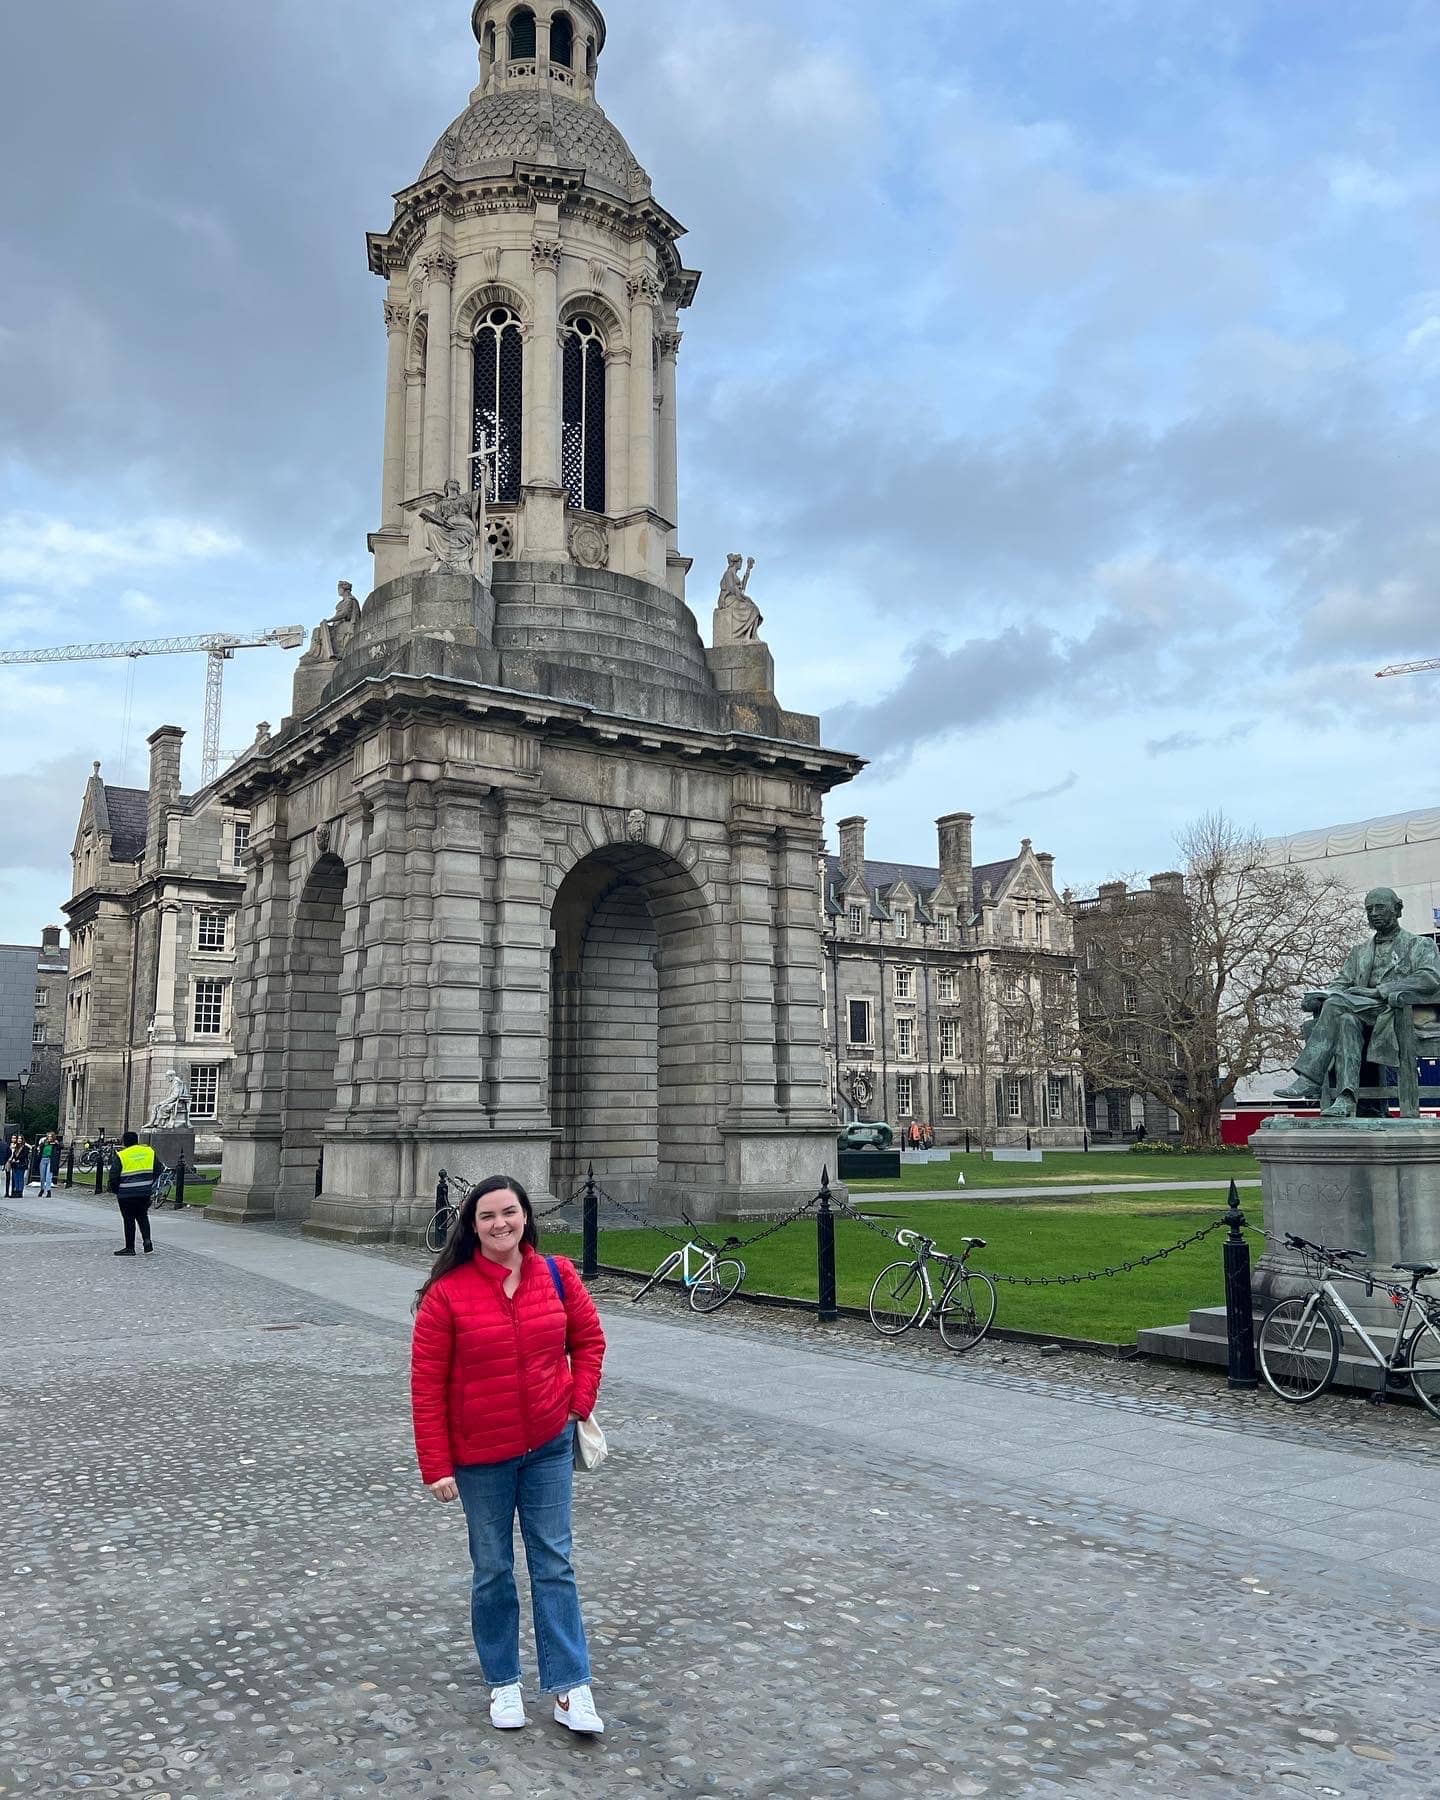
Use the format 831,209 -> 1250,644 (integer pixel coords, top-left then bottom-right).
821,815 -> 1085,1146
28,926 -> 69,1123
1071,873 -> 1189,1143
60,730 -> 250,1156
210,2 -> 861,1240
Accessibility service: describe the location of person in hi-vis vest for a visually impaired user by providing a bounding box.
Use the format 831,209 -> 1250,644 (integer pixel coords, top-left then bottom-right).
109,1132 -> 158,1256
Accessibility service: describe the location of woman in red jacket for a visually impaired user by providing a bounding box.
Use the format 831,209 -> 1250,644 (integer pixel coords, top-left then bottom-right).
411,1174 -> 606,1735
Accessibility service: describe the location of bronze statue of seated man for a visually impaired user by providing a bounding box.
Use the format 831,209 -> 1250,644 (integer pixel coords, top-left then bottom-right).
1275,887 -> 1440,1119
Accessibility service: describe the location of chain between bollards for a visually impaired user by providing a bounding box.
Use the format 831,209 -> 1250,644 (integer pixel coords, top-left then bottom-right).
582,1164 -> 599,1278
1222,1177 -> 1258,1390
816,1167 -> 838,1323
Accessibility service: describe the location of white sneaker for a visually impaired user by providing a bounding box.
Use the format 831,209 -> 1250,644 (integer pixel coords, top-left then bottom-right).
553,1684 -> 604,1734
489,1682 -> 527,1729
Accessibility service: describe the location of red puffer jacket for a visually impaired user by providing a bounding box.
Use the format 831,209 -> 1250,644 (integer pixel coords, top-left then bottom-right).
410,1246 -> 606,1484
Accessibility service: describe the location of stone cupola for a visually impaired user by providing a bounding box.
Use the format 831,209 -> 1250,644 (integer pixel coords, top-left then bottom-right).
366,1 -> 701,598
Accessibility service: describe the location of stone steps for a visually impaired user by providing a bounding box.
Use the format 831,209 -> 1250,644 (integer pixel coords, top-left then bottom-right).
1138,1301 -> 1430,1395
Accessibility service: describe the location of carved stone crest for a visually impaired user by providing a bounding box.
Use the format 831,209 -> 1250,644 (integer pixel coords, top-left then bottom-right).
625,809 -> 646,844
569,520 -> 609,569
317,822 -> 332,855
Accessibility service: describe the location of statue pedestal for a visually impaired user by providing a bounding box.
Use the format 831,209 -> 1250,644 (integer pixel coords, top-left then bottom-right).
143,1127 -> 196,1176
1253,1117 -> 1440,1328
706,641 -> 775,699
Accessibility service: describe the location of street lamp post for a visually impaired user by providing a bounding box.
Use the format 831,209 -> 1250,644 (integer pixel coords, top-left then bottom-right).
16,1066 -> 30,1138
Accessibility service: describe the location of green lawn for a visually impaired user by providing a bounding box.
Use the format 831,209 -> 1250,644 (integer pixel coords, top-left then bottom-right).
845,1148 -> 1259,1194
60,1172 -> 218,1206
546,1186 -> 1259,1345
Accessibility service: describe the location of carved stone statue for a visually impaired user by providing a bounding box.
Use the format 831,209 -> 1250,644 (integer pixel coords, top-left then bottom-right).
422,478 -> 485,578
145,1068 -> 191,1132
309,580 -> 362,662
713,553 -> 762,646
1275,888 -> 1440,1118
625,808 -> 646,843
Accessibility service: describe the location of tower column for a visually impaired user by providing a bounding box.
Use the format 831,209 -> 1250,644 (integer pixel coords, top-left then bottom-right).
605,348 -> 631,515
380,300 -> 410,529
421,251 -> 457,493
527,238 -> 563,491
658,327 -> 681,535
626,273 -> 661,515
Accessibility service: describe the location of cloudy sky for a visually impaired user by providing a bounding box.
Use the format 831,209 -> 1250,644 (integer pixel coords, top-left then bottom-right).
3,0 -> 1438,942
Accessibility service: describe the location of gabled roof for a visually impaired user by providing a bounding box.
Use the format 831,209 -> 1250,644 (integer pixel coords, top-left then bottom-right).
102,786 -> 148,864
824,854 -> 1021,919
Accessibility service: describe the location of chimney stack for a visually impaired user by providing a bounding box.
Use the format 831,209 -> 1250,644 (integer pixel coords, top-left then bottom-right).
837,816 -> 867,884
1098,879 -> 1128,909
1149,870 -> 1185,899
41,925 -> 61,954
936,811 -> 974,901
145,725 -> 185,869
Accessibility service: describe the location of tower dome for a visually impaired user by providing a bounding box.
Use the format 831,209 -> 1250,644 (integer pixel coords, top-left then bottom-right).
367,0 -> 700,601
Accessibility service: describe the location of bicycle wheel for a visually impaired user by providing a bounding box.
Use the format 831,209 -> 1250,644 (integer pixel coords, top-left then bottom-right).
1257,1296 -> 1339,1402
691,1258 -> 744,1313
423,1208 -> 452,1254
938,1270 -> 997,1351
1406,1316 -> 1440,1419
869,1261 -> 926,1336
631,1257 -> 679,1304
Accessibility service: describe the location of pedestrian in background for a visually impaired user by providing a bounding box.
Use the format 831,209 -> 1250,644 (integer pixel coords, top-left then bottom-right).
108,1131 -> 157,1255
38,1133 -> 56,1197
7,1133 -> 29,1197
410,1174 -> 606,1736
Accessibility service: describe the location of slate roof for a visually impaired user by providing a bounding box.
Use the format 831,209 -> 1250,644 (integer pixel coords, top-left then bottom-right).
422,90 -> 648,199
824,853 -> 1020,920
102,786 -> 149,864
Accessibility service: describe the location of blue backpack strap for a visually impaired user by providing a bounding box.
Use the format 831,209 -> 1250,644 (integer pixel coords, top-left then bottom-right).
545,1255 -> 566,1305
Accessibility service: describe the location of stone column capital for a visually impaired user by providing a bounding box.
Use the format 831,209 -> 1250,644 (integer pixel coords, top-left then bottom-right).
658,330 -> 683,361
430,250 -> 459,285
626,273 -> 663,309
384,299 -> 411,334
531,238 -> 564,272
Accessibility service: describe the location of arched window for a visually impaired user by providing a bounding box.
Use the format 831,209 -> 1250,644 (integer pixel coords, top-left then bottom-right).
509,7 -> 537,59
473,306 -> 524,504
586,36 -> 596,77
562,316 -> 606,513
550,11 -> 574,68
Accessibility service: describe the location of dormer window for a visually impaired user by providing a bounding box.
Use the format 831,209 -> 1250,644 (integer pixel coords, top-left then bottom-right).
937,914 -> 952,943
847,904 -> 865,936
509,7 -> 537,59
893,909 -> 911,940
550,11 -> 574,68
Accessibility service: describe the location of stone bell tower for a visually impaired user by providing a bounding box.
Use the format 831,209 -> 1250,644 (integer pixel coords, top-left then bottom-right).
367,0 -> 698,598
210,4 -> 861,1243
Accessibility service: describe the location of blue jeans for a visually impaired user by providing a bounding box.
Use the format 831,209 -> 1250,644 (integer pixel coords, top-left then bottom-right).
455,1425 -> 592,1694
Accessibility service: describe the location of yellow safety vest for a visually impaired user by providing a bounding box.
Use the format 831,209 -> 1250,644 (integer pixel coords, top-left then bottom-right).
118,1144 -> 158,1175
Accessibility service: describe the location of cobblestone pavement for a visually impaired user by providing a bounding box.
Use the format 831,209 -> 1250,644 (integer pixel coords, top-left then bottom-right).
3,1194 -> 1440,1797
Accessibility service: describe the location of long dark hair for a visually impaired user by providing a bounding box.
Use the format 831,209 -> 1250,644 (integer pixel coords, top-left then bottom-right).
413,1174 -> 538,1314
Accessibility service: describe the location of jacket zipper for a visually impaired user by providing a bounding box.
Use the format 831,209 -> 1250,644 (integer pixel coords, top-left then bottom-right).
509,1268 -> 535,1452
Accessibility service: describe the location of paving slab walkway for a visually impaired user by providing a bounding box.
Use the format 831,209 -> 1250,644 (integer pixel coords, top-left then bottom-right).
3,1189 -> 1439,1797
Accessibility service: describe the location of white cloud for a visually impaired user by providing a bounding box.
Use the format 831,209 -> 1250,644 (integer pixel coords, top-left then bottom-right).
0,514 -> 242,593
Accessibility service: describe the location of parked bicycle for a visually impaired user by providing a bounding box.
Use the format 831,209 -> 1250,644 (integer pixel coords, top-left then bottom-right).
868,1227 -> 996,1351
425,1176 -> 466,1254
631,1230 -> 746,1314
79,1133 -> 115,1172
1258,1233 -> 1440,1416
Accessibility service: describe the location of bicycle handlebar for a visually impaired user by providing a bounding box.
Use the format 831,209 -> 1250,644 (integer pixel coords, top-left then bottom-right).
1285,1232 -> 1365,1263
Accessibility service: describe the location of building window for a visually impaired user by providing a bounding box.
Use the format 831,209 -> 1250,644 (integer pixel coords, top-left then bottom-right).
1123,979 -> 1138,1013
847,904 -> 865,936
937,970 -> 958,1004
940,1018 -> 960,1059
562,317 -> 606,512
34,987 -> 46,1008
893,910 -> 910,940
1033,908 -> 1046,943
196,911 -> 227,953
937,914 -> 952,943
896,1016 -> 915,1058
847,998 -> 872,1046
941,1074 -> 958,1118
894,967 -> 915,1000
1124,1031 -> 1141,1064
193,980 -> 225,1037
189,1064 -> 220,1119
1006,1077 -> 1023,1120
896,1075 -> 914,1117
33,1020 -> 46,1044
509,7 -> 537,58
1003,1020 -> 1020,1061
1002,971 -> 1022,1001
549,10 -> 574,66
231,818 -> 250,863
1048,1075 -> 1064,1122
474,306 -> 524,505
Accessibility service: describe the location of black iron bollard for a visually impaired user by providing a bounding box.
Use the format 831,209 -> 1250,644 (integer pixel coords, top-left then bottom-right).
1083,1130 -> 1089,1153
95,1137 -> 105,1196
436,1169 -> 449,1220
315,1149 -> 324,1199
816,1167 -> 838,1323
65,1146 -> 74,1188
1222,1178 -> 1258,1390
582,1163 -> 599,1278
1026,1129 -> 1032,1152
964,1129 -> 971,1155
174,1159 -> 186,1210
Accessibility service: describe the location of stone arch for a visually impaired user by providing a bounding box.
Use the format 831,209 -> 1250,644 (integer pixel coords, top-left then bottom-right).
277,851 -> 349,1216
548,840 -> 727,1205
455,281 -> 531,337
560,289 -> 625,348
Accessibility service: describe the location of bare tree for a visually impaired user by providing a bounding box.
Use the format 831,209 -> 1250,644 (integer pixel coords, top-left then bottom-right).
1074,813 -> 1356,1149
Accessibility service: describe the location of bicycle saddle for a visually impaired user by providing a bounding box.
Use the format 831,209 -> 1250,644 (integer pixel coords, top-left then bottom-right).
962,1236 -> 987,1249
1393,1262 -> 1439,1277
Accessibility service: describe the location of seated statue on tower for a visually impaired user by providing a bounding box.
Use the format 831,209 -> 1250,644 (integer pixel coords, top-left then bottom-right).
713,553 -> 762,646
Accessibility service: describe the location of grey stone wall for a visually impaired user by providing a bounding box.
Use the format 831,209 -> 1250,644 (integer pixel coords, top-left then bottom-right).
0,945 -> 39,1084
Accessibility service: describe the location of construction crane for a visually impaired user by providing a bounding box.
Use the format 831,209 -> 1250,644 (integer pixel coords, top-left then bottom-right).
1377,657 -> 1440,679
0,625 -> 306,784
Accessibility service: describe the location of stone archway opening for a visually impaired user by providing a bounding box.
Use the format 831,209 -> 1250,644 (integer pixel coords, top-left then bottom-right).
549,845 -> 726,1208
278,852 -> 348,1216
